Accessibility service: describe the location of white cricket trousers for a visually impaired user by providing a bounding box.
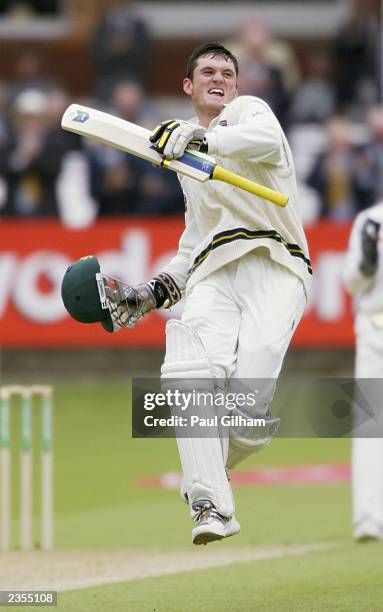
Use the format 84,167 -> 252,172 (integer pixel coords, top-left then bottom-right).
352,314 -> 383,539
182,249 -> 306,380
172,250 -> 306,517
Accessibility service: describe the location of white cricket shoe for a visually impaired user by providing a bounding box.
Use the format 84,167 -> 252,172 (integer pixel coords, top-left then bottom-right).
192,500 -> 240,545
354,519 -> 383,542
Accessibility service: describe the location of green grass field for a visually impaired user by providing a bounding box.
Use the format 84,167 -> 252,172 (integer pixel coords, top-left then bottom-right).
60,544 -> 383,612
3,381 -> 382,611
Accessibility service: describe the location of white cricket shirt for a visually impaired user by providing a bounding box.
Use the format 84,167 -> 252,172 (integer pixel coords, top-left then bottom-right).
162,95 -> 312,297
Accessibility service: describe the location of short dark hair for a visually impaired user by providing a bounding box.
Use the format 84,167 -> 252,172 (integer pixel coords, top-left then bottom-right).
186,42 -> 239,80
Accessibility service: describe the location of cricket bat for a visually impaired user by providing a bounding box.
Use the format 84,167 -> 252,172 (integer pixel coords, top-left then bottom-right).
61,104 -> 288,207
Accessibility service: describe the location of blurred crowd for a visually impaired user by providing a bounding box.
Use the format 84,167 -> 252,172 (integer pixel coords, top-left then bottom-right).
0,0 -> 381,226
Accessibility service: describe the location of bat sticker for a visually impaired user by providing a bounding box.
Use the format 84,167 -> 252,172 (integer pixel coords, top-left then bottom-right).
73,111 -> 90,123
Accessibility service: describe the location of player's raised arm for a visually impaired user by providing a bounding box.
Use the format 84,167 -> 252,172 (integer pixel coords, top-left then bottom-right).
149,98 -> 284,167
204,98 -> 284,165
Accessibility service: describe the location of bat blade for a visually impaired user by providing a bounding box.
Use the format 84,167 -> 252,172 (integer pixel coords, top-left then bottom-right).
61,104 -> 214,182
61,103 -> 288,207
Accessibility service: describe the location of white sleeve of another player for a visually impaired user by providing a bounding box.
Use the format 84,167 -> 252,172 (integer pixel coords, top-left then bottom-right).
206,101 -> 282,165
161,197 -> 200,292
343,211 -> 373,296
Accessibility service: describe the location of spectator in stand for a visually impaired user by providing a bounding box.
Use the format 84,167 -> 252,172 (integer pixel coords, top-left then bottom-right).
0,1 -> 59,15
0,88 -> 96,226
0,83 -> 9,147
8,51 -> 54,102
90,0 -> 151,101
87,81 -> 146,216
228,17 -> 292,127
46,86 -> 97,227
333,0 -> 379,117
307,116 -> 375,220
289,50 -> 336,124
361,107 -> 383,203
0,83 -> 10,212
227,16 -> 300,96
137,161 -> 183,215
87,80 -> 182,216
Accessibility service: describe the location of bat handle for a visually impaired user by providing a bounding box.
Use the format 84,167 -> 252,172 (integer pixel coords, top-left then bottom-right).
212,165 -> 289,208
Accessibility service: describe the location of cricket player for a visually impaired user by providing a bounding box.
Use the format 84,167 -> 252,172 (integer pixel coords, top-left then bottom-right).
343,202 -> 383,541
104,42 -> 311,544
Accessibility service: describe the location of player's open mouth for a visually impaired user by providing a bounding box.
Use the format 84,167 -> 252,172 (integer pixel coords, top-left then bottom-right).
208,89 -> 224,97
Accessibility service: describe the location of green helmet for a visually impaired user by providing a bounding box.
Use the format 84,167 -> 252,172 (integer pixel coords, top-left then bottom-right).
61,255 -> 114,333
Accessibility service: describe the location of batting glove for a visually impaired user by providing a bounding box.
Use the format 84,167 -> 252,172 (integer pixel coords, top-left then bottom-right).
107,273 -> 181,331
360,218 -> 381,276
149,119 -> 208,159
108,283 -> 156,330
